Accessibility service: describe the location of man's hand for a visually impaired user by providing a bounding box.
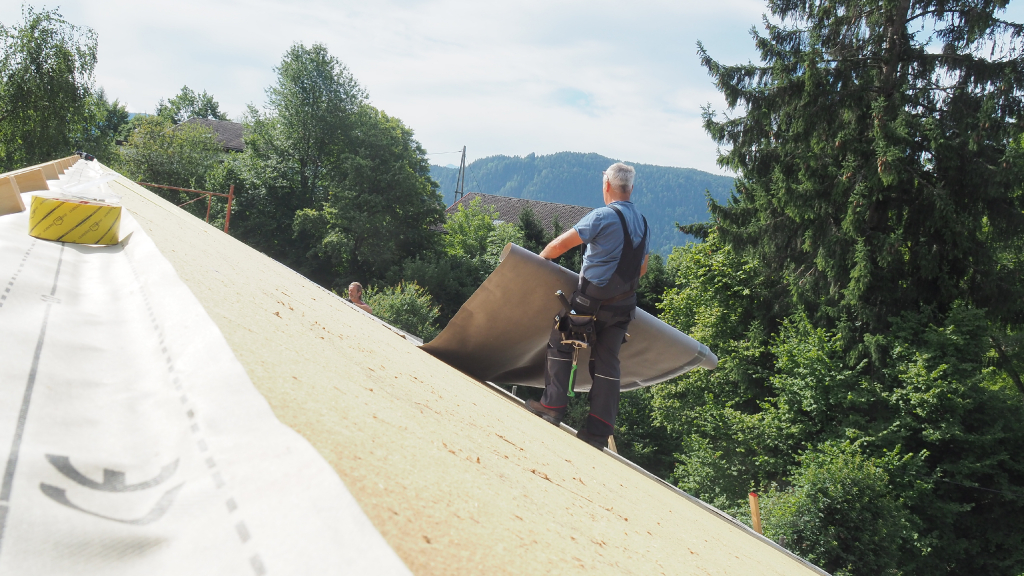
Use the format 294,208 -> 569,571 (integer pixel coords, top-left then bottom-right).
540,229 -> 583,260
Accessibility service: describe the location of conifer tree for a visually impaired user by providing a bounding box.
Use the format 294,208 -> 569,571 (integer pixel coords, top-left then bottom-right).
700,0 -> 1024,333
674,2 -> 1024,573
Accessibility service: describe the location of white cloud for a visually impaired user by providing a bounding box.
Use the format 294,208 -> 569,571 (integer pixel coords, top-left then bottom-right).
1,0 -> 769,173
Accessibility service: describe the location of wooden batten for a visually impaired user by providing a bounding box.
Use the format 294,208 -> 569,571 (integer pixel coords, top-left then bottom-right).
0,155 -> 80,218
12,169 -> 49,193
0,177 -> 26,216
41,163 -> 59,180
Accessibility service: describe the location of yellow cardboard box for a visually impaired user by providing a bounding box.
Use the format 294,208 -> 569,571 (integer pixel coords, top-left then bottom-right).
29,194 -> 121,245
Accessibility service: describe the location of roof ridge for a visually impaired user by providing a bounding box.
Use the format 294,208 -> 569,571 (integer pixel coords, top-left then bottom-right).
182,118 -> 241,125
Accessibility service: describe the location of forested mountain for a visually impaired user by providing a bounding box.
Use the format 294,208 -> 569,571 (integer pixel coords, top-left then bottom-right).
431,152 -> 734,254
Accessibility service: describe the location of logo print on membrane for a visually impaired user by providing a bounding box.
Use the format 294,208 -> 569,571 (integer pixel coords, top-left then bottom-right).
40,455 -> 183,525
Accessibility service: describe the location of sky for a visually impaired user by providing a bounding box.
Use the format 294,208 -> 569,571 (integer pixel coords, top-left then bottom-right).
3,1 -> 1023,175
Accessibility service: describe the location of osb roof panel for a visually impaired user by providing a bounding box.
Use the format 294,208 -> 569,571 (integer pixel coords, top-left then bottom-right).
114,175 -> 825,576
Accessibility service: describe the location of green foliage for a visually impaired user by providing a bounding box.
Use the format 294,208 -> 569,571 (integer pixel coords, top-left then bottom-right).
393,254 -> 487,326
233,42 -> 366,276
362,281 -> 440,342
396,197 -> 520,325
517,206 -> 547,253
562,392 -> 591,431
430,151 -> 735,254
654,230 -> 1024,573
642,3 -> 1024,574
614,387 -> 678,479
293,104 -> 445,286
875,308 -> 1024,575
760,443 -> 915,576
156,85 -> 228,124
114,115 -> 223,188
484,222 -> 524,269
0,6 -> 97,170
74,87 -> 129,163
636,234 -> 770,507
113,115 -> 225,219
230,42 -> 443,291
763,307 -> 1024,575
636,253 -> 672,316
204,154 -> 245,228
699,0 -> 1024,335
443,197 -> 499,259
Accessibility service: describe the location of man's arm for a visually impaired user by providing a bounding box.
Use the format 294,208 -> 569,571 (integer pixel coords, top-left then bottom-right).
539,229 -> 583,260
640,253 -> 650,277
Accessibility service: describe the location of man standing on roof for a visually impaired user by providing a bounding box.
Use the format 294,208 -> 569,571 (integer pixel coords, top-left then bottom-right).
525,162 -> 650,449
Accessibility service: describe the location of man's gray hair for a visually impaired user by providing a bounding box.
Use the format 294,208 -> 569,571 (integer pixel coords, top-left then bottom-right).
604,162 -> 635,192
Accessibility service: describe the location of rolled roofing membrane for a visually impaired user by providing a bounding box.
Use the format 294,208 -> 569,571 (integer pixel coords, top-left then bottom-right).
0,161 -> 410,575
422,243 -> 718,391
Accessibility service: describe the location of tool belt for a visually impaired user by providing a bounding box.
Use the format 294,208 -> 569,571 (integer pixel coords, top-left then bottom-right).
570,289 -> 636,314
554,288 -> 636,347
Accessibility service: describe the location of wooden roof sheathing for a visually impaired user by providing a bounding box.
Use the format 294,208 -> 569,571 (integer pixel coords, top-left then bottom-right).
106,172 -> 826,575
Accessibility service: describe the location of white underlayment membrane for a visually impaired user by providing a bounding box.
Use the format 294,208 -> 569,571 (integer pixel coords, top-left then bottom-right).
0,161 -> 410,575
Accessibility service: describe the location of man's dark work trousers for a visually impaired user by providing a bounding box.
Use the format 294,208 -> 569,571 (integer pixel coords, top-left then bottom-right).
540,310 -> 632,436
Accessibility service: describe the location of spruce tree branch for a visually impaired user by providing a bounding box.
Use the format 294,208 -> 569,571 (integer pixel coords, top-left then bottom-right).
906,9 -> 943,24
820,57 -> 885,64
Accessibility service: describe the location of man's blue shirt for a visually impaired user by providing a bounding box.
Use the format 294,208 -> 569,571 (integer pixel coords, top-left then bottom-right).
572,200 -> 649,287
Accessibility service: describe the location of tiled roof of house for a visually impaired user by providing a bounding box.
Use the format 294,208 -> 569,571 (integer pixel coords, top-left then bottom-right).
179,118 -> 245,152
446,192 -> 593,235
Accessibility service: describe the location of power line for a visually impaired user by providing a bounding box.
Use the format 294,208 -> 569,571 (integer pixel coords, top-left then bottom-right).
932,477 -> 1024,499
904,470 -> 1024,498
425,151 -> 465,155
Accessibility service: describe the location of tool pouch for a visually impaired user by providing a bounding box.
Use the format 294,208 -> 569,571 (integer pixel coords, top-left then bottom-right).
554,290 -> 598,346
556,312 -> 596,346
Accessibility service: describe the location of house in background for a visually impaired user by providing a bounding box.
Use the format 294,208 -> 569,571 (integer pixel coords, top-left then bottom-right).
446,192 -> 592,235
178,118 -> 245,152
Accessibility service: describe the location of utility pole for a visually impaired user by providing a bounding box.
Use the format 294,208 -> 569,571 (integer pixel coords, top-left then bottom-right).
454,146 -> 466,204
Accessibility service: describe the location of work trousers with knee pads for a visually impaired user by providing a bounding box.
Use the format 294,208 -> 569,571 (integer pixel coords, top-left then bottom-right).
540,308 -> 633,436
